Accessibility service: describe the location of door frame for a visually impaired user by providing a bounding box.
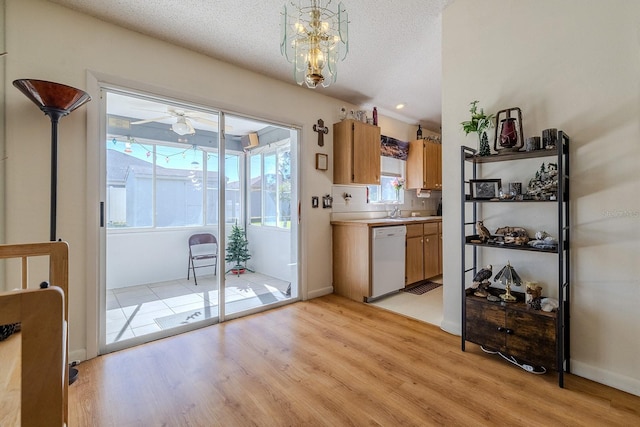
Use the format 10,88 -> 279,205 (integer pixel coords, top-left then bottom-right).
85,71 -> 302,358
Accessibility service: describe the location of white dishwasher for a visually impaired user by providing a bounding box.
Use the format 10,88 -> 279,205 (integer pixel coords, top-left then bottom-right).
370,225 -> 406,300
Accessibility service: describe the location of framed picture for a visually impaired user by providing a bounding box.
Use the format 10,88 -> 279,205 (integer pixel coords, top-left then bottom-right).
470,179 -> 501,199
315,153 -> 328,170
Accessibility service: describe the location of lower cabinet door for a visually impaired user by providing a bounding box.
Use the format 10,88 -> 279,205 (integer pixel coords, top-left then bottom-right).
405,235 -> 423,285
423,233 -> 439,279
465,298 -> 506,352
506,309 -> 557,370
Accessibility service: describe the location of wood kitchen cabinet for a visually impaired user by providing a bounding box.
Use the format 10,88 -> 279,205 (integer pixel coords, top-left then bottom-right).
438,221 -> 443,275
405,221 -> 442,286
406,139 -> 442,190
423,223 -> 440,280
332,218 -> 442,300
333,119 -> 381,185
331,222 -> 371,301
466,295 -> 557,370
405,224 -> 424,285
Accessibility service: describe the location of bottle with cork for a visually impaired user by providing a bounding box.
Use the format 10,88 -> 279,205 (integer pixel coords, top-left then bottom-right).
417,124 -> 423,139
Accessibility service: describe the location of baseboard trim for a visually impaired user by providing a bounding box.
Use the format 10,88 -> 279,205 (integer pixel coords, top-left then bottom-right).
307,286 -> 334,300
570,360 -> 640,397
440,318 -> 461,336
70,348 -> 87,363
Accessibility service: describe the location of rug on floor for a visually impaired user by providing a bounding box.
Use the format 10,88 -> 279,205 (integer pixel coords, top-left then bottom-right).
403,281 -> 442,295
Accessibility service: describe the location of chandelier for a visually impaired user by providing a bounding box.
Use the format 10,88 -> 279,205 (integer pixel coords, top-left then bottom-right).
281,0 -> 349,89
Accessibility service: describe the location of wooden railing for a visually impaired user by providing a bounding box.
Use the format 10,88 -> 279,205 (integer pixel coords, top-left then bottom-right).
0,241 -> 69,427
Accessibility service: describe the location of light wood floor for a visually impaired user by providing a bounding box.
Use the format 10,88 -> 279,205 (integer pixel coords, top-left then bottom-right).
69,294 -> 640,426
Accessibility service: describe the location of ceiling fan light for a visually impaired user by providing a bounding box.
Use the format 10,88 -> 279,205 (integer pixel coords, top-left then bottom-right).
172,117 -> 195,135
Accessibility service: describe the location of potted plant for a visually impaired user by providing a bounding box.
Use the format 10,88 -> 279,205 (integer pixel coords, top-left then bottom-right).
461,100 -> 495,156
225,222 -> 252,276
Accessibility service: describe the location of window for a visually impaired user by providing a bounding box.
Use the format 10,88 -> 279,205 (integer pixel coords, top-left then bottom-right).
368,174 -> 404,203
155,145 -> 204,227
368,157 -> 406,203
248,142 -> 291,229
206,152 -> 242,225
106,140 -> 240,228
105,90 -> 250,229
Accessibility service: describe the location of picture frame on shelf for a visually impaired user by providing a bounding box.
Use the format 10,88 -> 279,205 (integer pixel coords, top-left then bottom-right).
315,153 -> 328,170
470,179 -> 501,199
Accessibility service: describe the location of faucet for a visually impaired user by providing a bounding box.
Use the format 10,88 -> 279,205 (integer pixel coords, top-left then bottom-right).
389,206 -> 401,218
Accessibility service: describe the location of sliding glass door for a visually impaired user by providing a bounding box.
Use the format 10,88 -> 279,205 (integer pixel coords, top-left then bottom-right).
100,90 -> 299,354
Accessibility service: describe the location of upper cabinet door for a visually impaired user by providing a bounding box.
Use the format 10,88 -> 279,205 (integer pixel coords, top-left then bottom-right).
352,121 -> 380,184
333,120 -> 380,185
424,141 -> 442,190
406,139 -> 441,190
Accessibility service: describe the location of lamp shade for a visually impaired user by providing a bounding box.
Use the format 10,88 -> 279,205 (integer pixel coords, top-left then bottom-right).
13,79 -> 91,116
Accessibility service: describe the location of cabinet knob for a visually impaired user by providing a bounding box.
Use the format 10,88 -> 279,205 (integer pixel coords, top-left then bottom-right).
506,329 -> 514,335
497,326 -> 505,332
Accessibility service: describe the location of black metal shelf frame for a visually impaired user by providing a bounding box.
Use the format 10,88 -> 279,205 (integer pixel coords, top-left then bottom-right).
460,132 -> 570,387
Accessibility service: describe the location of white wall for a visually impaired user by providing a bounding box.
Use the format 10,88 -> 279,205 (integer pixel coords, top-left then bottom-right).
246,225 -> 292,282
3,0 -> 416,359
442,0 -> 640,395
107,229 -> 196,289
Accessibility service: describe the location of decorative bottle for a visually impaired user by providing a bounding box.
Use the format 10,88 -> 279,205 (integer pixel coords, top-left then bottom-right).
372,107 -> 378,126
417,125 -> 423,139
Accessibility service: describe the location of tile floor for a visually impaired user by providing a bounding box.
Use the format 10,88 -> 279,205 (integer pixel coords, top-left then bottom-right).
369,276 -> 443,327
106,272 -> 291,344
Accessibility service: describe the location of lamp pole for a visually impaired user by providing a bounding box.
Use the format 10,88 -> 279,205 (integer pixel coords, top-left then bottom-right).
45,108 -> 66,241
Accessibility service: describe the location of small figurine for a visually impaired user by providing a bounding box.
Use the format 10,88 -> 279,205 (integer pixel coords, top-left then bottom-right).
525,282 -> 543,310
471,265 -> 493,297
476,220 -> 491,243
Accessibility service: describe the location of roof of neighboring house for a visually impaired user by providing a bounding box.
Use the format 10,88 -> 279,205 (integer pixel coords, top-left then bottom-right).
107,149 -> 231,185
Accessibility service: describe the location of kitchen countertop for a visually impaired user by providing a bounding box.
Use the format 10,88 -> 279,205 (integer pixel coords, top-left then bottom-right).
330,216 -> 442,227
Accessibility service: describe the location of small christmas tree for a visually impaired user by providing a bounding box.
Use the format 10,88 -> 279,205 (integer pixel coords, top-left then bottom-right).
225,222 -> 252,276
478,131 -> 491,156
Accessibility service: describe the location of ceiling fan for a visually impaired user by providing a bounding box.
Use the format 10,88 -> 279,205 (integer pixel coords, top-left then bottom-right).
131,107 -> 220,136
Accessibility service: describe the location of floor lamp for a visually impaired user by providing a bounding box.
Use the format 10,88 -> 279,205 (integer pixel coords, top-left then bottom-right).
13,79 -> 91,384
13,79 -> 91,241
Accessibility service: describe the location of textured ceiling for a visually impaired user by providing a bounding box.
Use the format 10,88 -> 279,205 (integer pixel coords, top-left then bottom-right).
49,0 -> 451,131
